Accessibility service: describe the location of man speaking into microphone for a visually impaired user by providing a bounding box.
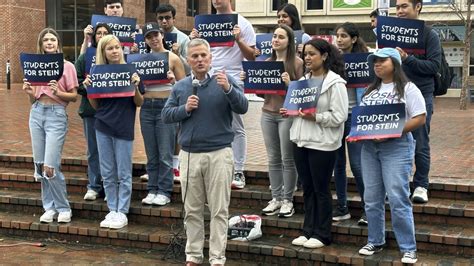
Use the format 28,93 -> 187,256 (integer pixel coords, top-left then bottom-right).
162,38 -> 248,265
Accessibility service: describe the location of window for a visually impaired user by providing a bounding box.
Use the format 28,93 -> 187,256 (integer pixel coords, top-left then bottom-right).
390,0 -> 451,7
272,0 -> 288,11
46,0 -> 98,62
145,0 -> 160,22
307,0 -> 323,10
187,0 -> 199,16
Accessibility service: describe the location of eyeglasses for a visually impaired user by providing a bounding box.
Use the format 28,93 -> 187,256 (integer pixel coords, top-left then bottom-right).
157,16 -> 173,21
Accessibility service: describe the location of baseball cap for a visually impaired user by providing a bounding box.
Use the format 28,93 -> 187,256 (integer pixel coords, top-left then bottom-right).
142,22 -> 162,37
367,47 -> 402,66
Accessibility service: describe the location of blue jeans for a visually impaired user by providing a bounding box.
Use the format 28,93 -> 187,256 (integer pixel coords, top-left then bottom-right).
412,100 -> 433,189
29,102 -> 70,212
83,116 -> 102,193
260,112 -> 297,201
361,134 -> 416,252
334,114 -> 364,208
96,130 -> 133,214
140,98 -> 176,197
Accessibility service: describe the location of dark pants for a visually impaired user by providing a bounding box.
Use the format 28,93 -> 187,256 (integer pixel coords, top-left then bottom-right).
293,144 -> 336,245
412,101 -> 433,189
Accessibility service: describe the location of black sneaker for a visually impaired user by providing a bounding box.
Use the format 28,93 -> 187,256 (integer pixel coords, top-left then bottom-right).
332,206 -> 351,221
401,251 -> 418,263
358,243 -> 384,256
358,213 -> 368,226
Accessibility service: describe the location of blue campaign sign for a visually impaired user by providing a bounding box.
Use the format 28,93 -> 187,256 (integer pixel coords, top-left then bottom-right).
164,33 -> 177,50
134,33 -> 147,54
194,14 -> 238,47
343,53 -> 373,88
126,52 -> 169,85
294,30 -> 303,45
87,64 -> 137,99
256,33 -> 273,61
283,79 -> 322,115
91,15 -> 136,46
347,103 -> 406,141
20,53 -> 64,85
377,16 -> 425,54
242,61 -> 285,95
85,47 -> 97,75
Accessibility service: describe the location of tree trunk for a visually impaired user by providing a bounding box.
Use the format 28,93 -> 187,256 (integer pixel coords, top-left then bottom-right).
460,0 -> 472,110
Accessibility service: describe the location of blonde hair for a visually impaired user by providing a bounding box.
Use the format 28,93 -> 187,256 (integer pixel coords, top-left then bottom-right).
95,35 -> 125,65
36,28 -> 62,54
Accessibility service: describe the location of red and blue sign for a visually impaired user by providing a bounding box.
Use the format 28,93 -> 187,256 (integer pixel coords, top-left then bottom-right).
20,53 -> 64,86
194,14 -> 238,47
347,103 -> 406,141
377,16 -> 426,54
126,52 -> 169,86
91,15 -> 136,47
85,47 -> 97,75
343,52 -> 373,88
242,61 -> 285,95
87,64 -> 137,99
164,33 -> 177,50
283,79 -> 322,115
256,33 -> 273,61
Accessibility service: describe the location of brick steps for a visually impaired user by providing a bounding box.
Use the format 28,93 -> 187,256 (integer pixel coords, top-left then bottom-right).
0,188 -> 472,257
1,167 -> 473,227
0,209 -> 472,265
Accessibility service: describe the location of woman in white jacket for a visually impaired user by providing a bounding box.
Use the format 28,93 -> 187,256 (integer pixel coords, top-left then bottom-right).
281,38 -> 348,248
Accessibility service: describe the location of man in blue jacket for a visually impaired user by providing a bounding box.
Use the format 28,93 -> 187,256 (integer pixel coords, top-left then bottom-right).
395,0 -> 441,203
162,38 -> 248,266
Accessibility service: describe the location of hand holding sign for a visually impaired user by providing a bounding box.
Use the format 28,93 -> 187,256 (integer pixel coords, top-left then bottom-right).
22,79 -> 34,97
131,73 -> 140,86
48,80 -> 59,95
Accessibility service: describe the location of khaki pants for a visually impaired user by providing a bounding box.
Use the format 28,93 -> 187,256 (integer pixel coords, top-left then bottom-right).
179,147 -> 234,265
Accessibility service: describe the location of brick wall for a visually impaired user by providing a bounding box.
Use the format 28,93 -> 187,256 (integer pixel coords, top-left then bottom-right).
123,0 -> 145,26
0,0 -> 46,83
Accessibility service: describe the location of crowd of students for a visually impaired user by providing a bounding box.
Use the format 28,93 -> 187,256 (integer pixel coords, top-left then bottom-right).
22,0 -> 439,264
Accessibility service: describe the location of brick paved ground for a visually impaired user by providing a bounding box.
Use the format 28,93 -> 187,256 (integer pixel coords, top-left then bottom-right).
0,84 -> 472,180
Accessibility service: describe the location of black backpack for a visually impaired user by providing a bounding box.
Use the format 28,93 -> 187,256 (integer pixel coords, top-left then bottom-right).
433,46 -> 454,96
423,26 -> 454,96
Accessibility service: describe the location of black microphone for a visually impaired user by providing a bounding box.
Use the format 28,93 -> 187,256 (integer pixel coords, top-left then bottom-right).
192,79 -> 200,95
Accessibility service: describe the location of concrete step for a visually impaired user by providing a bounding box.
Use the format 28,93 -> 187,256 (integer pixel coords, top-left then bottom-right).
0,188 -> 472,257
0,209 -> 472,265
1,167 -> 473,227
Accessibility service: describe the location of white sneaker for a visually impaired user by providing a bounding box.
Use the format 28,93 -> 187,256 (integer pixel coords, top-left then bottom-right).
303,238 -> 325,249
100,211 -> 116,228
140,173 -> 149,182
278,200 -> 295,218
142,193 -> 157,205
58,211 -> 72,223
40,209 -> 58,223
109,212 -> 128,229
291,236 -> 308,246
231,172 -> 246,189
262,199 -> 282,216
152,194 -> 171,206
411,187 -> 428,203
83,190 -> 99,201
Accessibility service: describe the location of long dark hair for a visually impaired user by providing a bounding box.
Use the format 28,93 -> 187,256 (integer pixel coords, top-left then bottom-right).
91,23 -> 112,48
277,3 -> 303,31
270,25 -> 298,80
335,22 -> 368,53
302,39 -> 345,79
364,58 -> 408,100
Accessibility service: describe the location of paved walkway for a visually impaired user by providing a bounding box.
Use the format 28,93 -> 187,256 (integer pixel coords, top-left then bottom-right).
0,84 -> 472,180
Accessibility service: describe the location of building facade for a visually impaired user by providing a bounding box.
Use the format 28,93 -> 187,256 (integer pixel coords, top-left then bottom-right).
0,0 -> 211,83
236,0 -> 471,95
